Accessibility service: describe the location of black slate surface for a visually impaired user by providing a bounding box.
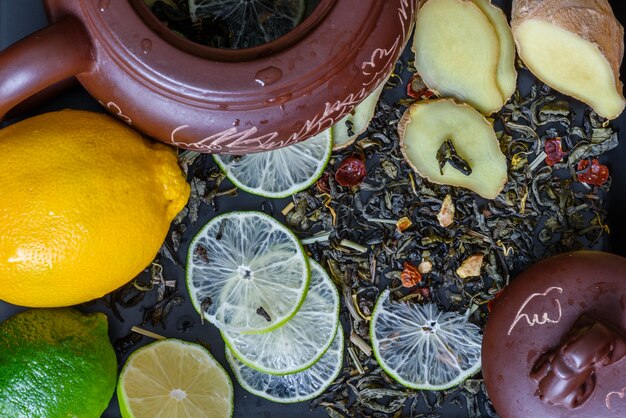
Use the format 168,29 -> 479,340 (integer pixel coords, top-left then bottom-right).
1,1 -> 626,417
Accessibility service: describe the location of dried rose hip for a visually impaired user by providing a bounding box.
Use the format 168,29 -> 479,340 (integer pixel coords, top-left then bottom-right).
576,158 -> 609,186
335,157 -> 366,187
544,137 -> 567,166
401,261 -> 422,288
407,74 -> 434,100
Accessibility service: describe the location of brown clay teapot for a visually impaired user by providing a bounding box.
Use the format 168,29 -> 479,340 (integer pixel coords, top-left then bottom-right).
0,0 -> 416,154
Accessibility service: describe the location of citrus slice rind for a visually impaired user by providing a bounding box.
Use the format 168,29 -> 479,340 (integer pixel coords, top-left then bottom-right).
370,289 -> 482,390
186,211 -> 310,333
214,129 -> 332,199
226,325 -> 344,403
332,82 -> 385,151
118,339 -> 234,418
222,260 -> 340,375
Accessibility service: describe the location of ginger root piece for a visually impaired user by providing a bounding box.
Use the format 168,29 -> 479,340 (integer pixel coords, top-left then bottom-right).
512,0 -> 625,120
399,99 -> 507,199
471,0 -> 518,101
413,0 -> 505,115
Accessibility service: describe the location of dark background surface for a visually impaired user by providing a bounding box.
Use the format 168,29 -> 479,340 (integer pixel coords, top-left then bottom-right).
1,1 -> 626,417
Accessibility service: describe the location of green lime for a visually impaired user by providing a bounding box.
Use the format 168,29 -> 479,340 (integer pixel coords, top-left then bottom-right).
226,324 -> 344,403
222,260 -> 340,375
186,211 -> 310,333
0,308 -> 117,417
370,289 -> 482,390
190,0 -> 307,49
214,128 -> 332,199
118,339 -> 233,418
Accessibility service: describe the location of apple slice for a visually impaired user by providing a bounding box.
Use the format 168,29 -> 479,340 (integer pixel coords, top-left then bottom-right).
512,0 -> 625,120
413,0 -> 504,115
399,99 -> 507,199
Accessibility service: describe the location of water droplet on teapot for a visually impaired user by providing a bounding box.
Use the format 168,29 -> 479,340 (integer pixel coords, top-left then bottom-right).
98,0 -> 111,12
141,39 -> 152,54
266,93 -> 292,105
254,67 -> 283,87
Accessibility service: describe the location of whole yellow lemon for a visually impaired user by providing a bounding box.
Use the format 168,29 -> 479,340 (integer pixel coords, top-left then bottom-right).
0,110 -> 190,307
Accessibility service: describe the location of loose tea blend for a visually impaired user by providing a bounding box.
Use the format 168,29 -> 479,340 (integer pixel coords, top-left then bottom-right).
111,56 -> 617,418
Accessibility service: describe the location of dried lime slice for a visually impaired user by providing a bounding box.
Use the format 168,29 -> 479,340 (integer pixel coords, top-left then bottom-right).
186,211 -> 310,333
214,129 -> 332,199
226,325 -> 344,403
118,339 -> 233,418
222,260 -> 340,375
189,0 -> 306,49
370,289 -> 482,390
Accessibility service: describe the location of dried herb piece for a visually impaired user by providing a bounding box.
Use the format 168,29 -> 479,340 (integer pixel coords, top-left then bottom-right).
148,0 -> 306,50
316,173 -> 332,195
436,139 -> 472,176
199,296 -> 212,325
216,219 -> 227,240
114,332 -> 142,358
256,306 -> 272,322
194,243 -> 210,263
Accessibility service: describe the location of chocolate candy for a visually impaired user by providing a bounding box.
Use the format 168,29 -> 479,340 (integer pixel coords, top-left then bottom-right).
482,251 -> 626,418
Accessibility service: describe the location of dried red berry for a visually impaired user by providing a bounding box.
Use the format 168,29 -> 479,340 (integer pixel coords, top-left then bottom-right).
335,157 -> 366,187
576,158 -> 609,186
406,74 -> 434,100
544,137 -> 567,166
401,261 -> 422,288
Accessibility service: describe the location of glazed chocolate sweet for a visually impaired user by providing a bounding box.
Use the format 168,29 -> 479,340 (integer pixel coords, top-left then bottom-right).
482,251 -> 626,418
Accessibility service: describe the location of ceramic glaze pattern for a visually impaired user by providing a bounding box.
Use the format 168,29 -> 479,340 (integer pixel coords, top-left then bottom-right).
606,388 -> 626,411
0,0 -> 416,153
169,0 -> 416,153
99,101 -> 132,125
